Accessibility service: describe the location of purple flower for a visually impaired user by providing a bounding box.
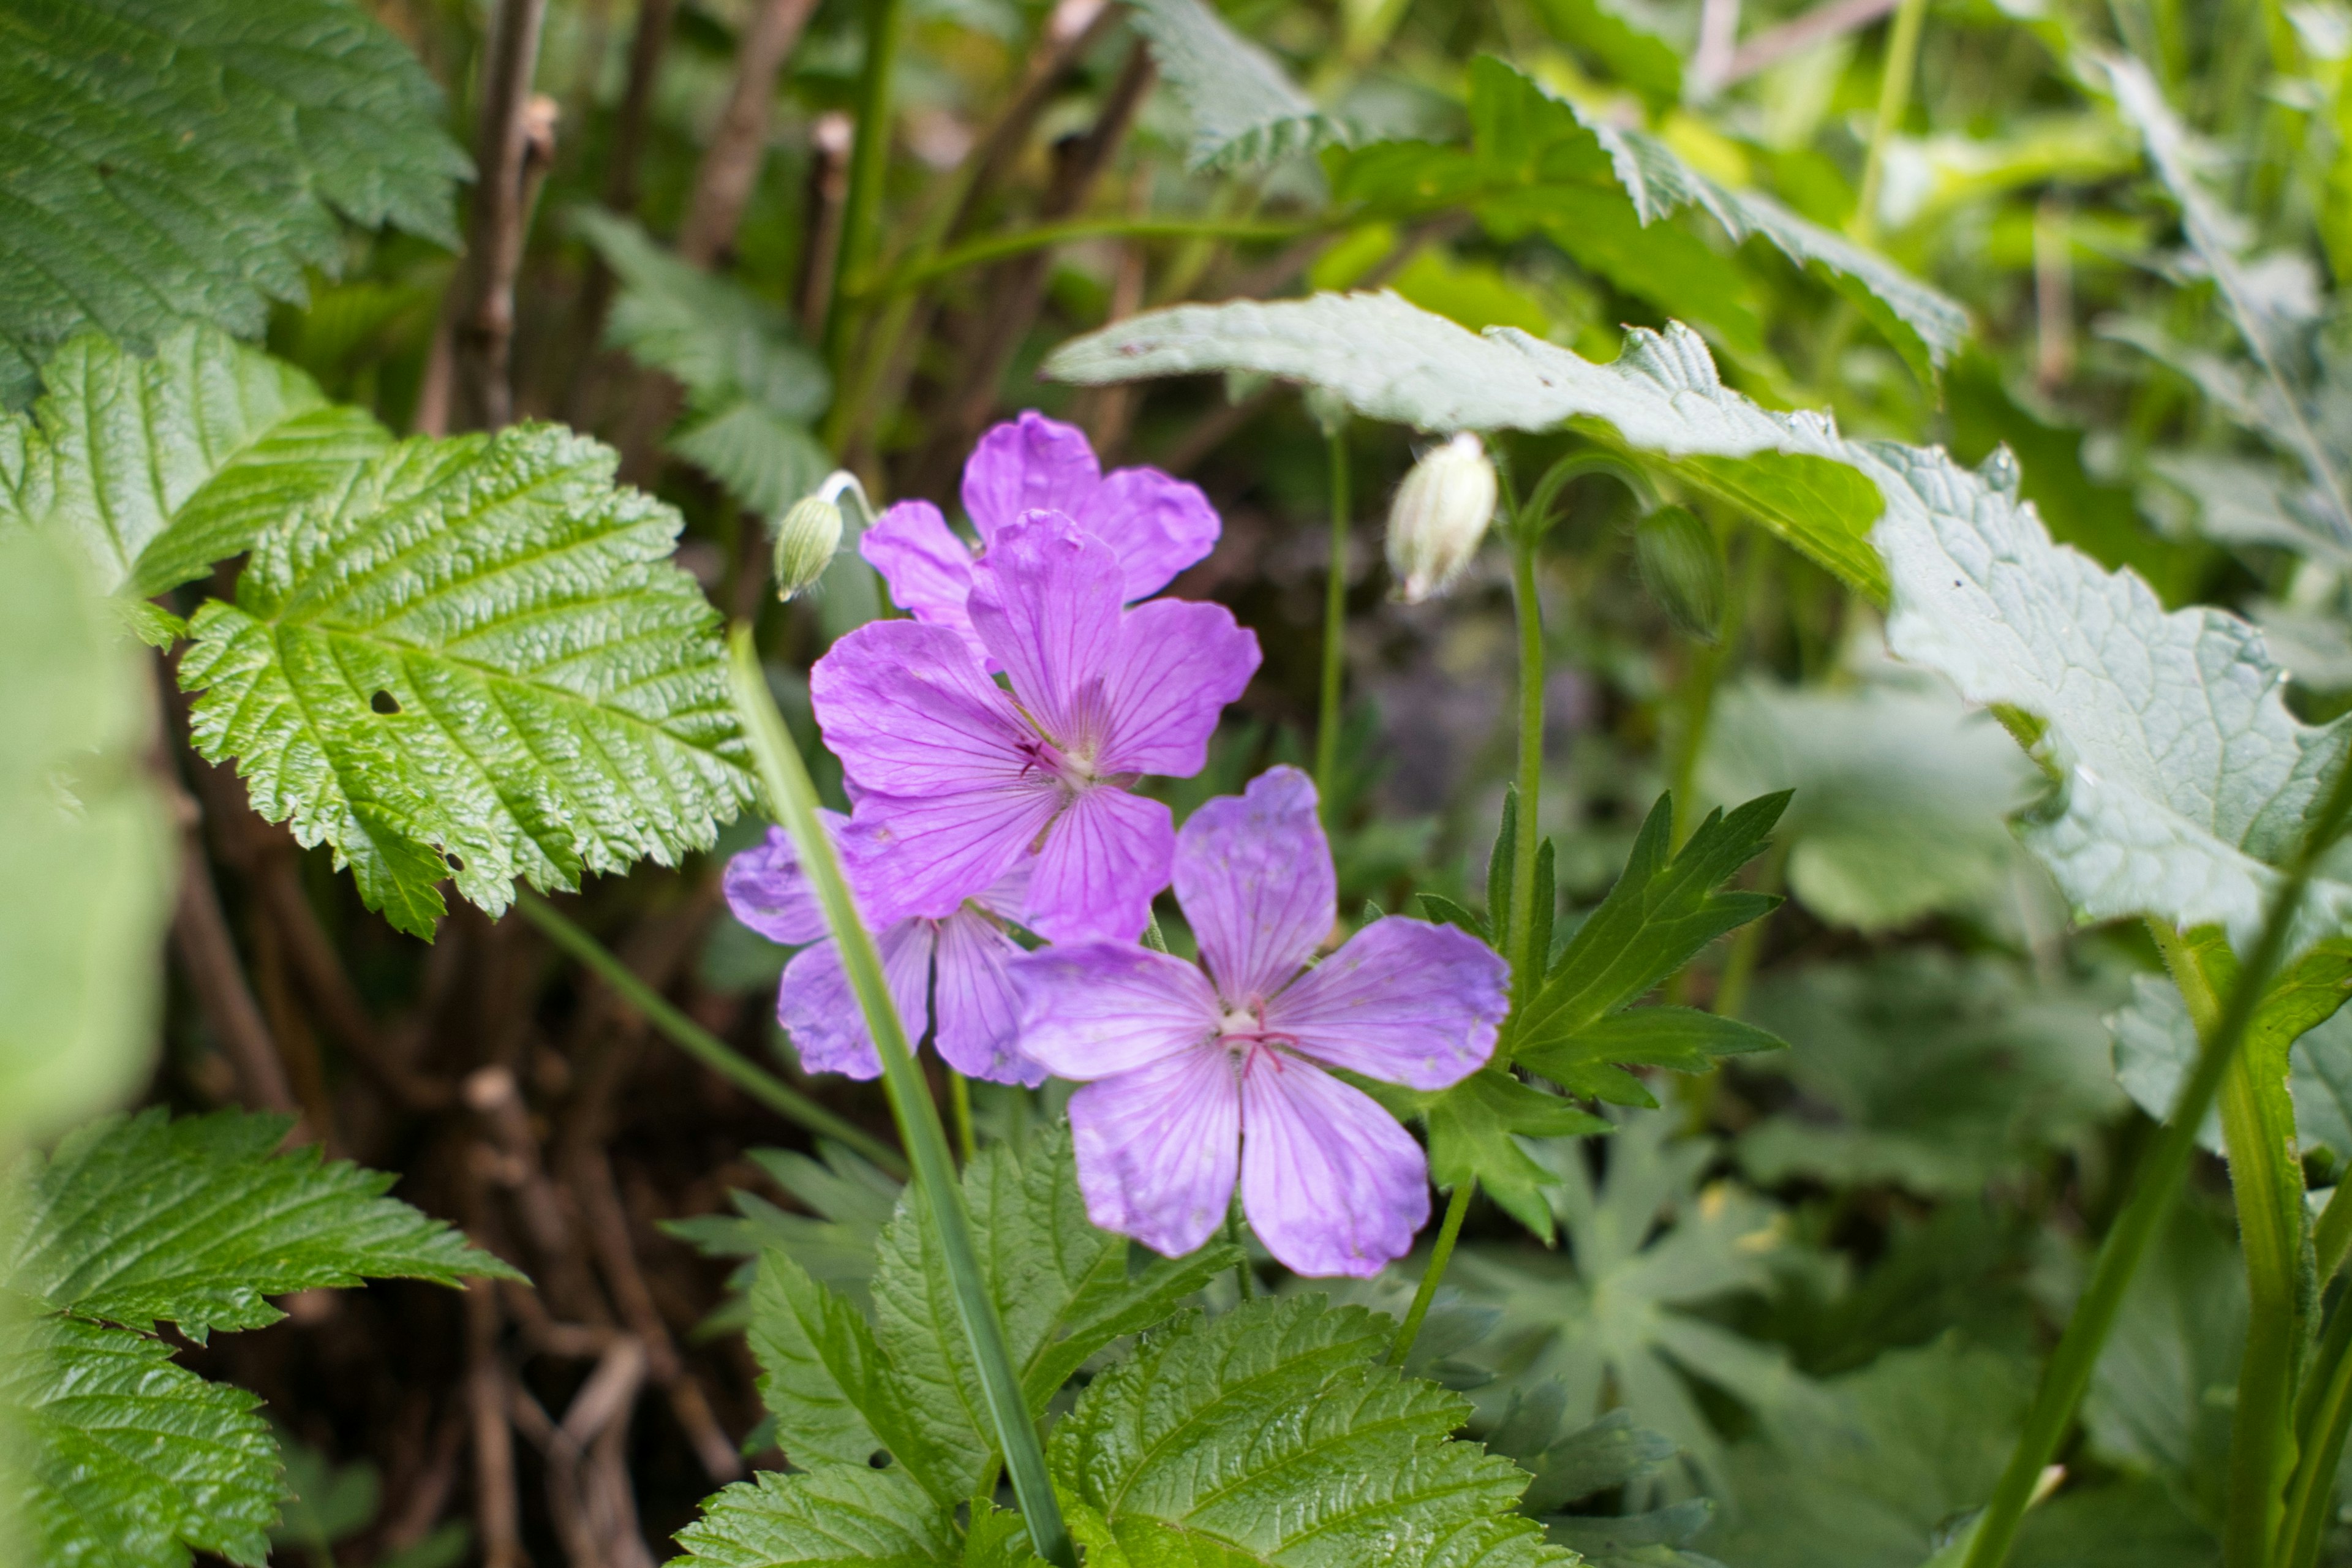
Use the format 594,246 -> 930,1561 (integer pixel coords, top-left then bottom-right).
859,412 -> 1221,667
723,818 -> 1043,1086
813,513 -> 1259,944
1009,767 -> 1509,1277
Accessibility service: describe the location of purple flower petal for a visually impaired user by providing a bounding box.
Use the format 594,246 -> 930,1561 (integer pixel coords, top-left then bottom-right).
1069,1046 -> 1241,1259
962,412 -> 1101,544
965,514 -> 1124,752
723,822 -> 832,946
1010,940 -> 1221,1078
1172,766 -> 1333,1009
841,787 -> 1058,924
812,620 -> 1031,797
932,907 -> 1041,1086
859,500 -> 986,664
1025,785 -> 1175,943
775,920 -> 935,1080
1076,467 -> 1221,601
1239,1050 -> 1429,1277
1263,916 -> 1507,1091
1094,598 -> 1261,779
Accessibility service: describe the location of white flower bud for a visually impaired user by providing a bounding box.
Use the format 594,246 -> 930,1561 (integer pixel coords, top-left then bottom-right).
1384,432 -> 1496,604
772,492 -> 843,602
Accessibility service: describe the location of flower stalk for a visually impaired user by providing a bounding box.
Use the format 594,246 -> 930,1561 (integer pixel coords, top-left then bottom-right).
1315,423 -> 1350,818
820,0 -> 907,382
1389,1178 -> 1474,1364
726,627 -> 1077,1568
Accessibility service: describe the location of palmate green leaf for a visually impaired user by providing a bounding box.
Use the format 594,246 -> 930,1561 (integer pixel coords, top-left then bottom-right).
1422,1068 -> 1610,1243
0,0 -> 469,407
179,421 -> 754,938
1124,0 -> 1350,170
1052,1295 -> 1570,1568
2,1314 -> 281,1568
1,1109 -> 515,1340
0,326 -> 390,595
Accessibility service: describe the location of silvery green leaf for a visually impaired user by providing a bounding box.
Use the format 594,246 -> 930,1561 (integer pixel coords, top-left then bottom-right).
2253,603 -> 2352,691
1125,0 -> 1350,168
2108,968 -> 2352,1157
2147,451 -> 2352,568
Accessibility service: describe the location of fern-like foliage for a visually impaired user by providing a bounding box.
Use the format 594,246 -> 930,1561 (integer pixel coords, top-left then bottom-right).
0,1110 -> 516,1568
178,419 -> 753,937
0,0 -> 470,407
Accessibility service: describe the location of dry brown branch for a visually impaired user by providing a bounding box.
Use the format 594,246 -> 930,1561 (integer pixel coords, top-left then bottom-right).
567,0 -> 680,426
452,0 -> 555,431
170,837 -> 303,1118
677,0 -> 824,266
466,1281 -> 527,1568
797,113 -> 856,339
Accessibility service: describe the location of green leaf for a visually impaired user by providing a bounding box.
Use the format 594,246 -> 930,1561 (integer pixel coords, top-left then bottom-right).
1530,0 -> 1688,104
1422,1068 -> 1611,1242
671,1464 -> 959,1567
1520,1009 -> 1785,1108
1509,792 -> 1786,1059
1488,1398 -> 1680,1516
1123,0 -> 1350,170
178,421 -> 754,937
746,1248 -> 944,1484
271,1428 -> 380,1552
0,526 -> 173,1143
1,1109 -> 514,1340
0,0 -> 469,407
1051,1294 -> 1570,1567
0,326 -> 390,595
670,402 -> 835,521
1,1313 -> 281,1568
663,1142 -> 902,1319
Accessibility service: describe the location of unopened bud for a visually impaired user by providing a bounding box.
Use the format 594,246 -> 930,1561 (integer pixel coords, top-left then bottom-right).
1385,432 -> 1497,604
1633,504 -> 1725,643
772,492 -> 843,601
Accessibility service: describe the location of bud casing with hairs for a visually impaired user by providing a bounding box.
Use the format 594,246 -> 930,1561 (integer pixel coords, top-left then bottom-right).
1633,503 -> 1725,643
1385,432 -> 1496,603
772,492 -> 844,601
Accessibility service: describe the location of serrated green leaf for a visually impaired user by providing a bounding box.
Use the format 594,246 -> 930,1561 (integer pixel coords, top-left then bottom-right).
664,1142 -> 902,1317
745,1249 -> 900,1475
1422,1068 -> 1610,1242
1053,1295 -> 1570,1568
1125,0 -> 1350,170
1,1313 -> 281,1568
0,327 -> 390,595
0,0 -> 469,407
178,423 -> 753,937
1520,1009 -> 1784,1108
671,1464 -> 957,1567
2,1109 -> 511,1340
671,402 -> 836,521
1419,894 -> 1491,941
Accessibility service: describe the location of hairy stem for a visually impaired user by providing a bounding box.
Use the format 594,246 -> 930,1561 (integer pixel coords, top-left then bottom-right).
820,0 -> 907,381
2316,1180 -> 2352,1286
1852,0 -> 1928,244
517,893 -> 907,1178
727,628 -> 1077,1568
1963,760 -> 2352,1568
1315,424 -> 1350,818
2283,1286 -> 2352,1568
1389,1180 -> 1475,1365
1508,524 -> 1544,987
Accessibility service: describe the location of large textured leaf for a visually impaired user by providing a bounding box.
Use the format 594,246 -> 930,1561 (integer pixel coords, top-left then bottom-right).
0,0 -> 470,407
1052,1294 -> 1570,1567
1,1109 -> 513,1340
671,1464 -> 960,1568
0,527 -> 172,1141
0,327 -> 388,595
179,423 -> 753,937
1,1314 -> 281,1568
1125,0 -> 1349,169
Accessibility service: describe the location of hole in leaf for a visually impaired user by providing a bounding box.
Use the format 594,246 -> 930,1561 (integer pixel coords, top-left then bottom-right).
445,853 -> 464,872
371,690 -> 401,715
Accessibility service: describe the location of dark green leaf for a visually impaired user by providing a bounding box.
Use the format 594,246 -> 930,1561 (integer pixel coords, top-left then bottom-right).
1520,1009 -> 1785,1107
1423,1068 -> 1610,1242
671,1464 -> 958,1567
1125,0 -> 1351,169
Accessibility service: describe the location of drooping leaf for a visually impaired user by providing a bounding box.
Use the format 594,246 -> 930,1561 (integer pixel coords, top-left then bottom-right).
671,1463 -> 959,1568
0,326 -> 390,595
1051,1294 -> 1570,1567
0,0 -> 470,406
1124,0 -> 1351,169
178,421 -> 753,937
1,1109 -> 515,1340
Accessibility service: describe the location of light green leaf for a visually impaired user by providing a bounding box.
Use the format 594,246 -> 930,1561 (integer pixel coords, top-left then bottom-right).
1124,0 -> 1350,170
1,1109 -> 513,1340
0,0 -> 469,406
0,527 -> 173,1142
671,1464 -> 958,1567
670,402 -> 835,521
746,1248 -> 938,1483
0,326 -> 390,596
1531,0 -> 1689,104
1420,1068 -> 1611,1243
1052,1294 -> 1570,1567
178,423 -> 753,938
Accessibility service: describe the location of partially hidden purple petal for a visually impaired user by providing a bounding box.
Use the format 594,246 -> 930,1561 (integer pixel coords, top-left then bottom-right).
776,920 -> 936,1079
1026,785 -> 1174,943
723,821 -> 834,946
1262,916 -> 1507,1091
1069,1047 -> 1241,1259
971,854 -> 1035,922
1009,940 -> 1219,1078
1240,1052 -> 1428,1278
1076,466 -> 1222,601
1173,766 -> 1333,1010
841,786 -> 1057,924
932,907 -> 1042,1087
966,514 -> 1125,751
961,412 -> 1102,544
859,500 -> 987,664
1095,598 -> 1261,779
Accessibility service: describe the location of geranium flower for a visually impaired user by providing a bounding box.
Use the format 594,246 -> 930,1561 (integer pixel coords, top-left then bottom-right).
813,512 -> 1258,944
722,817 -> 1042,1085
859,411 -> 1220,666
1009,767 -> 1509,1276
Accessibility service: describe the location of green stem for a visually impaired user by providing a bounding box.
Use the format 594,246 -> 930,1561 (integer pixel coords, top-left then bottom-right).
1853,0 -> 1930,244
821,0 -> 908,382
1963,759 -> 2352,1568
1315,425 -> 1350,819
2283,1287 -> 2352,1568
1389,1179 -> 1475,1365
726,628 -> 1076,1568
948,1069 -> 976,1166
1507,522 -> 1544,989
516,894 -> 907,1178
871,216 -> 1321,299
2316,1180 -> 2352,1286
1227,1206 -> 1254,1301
